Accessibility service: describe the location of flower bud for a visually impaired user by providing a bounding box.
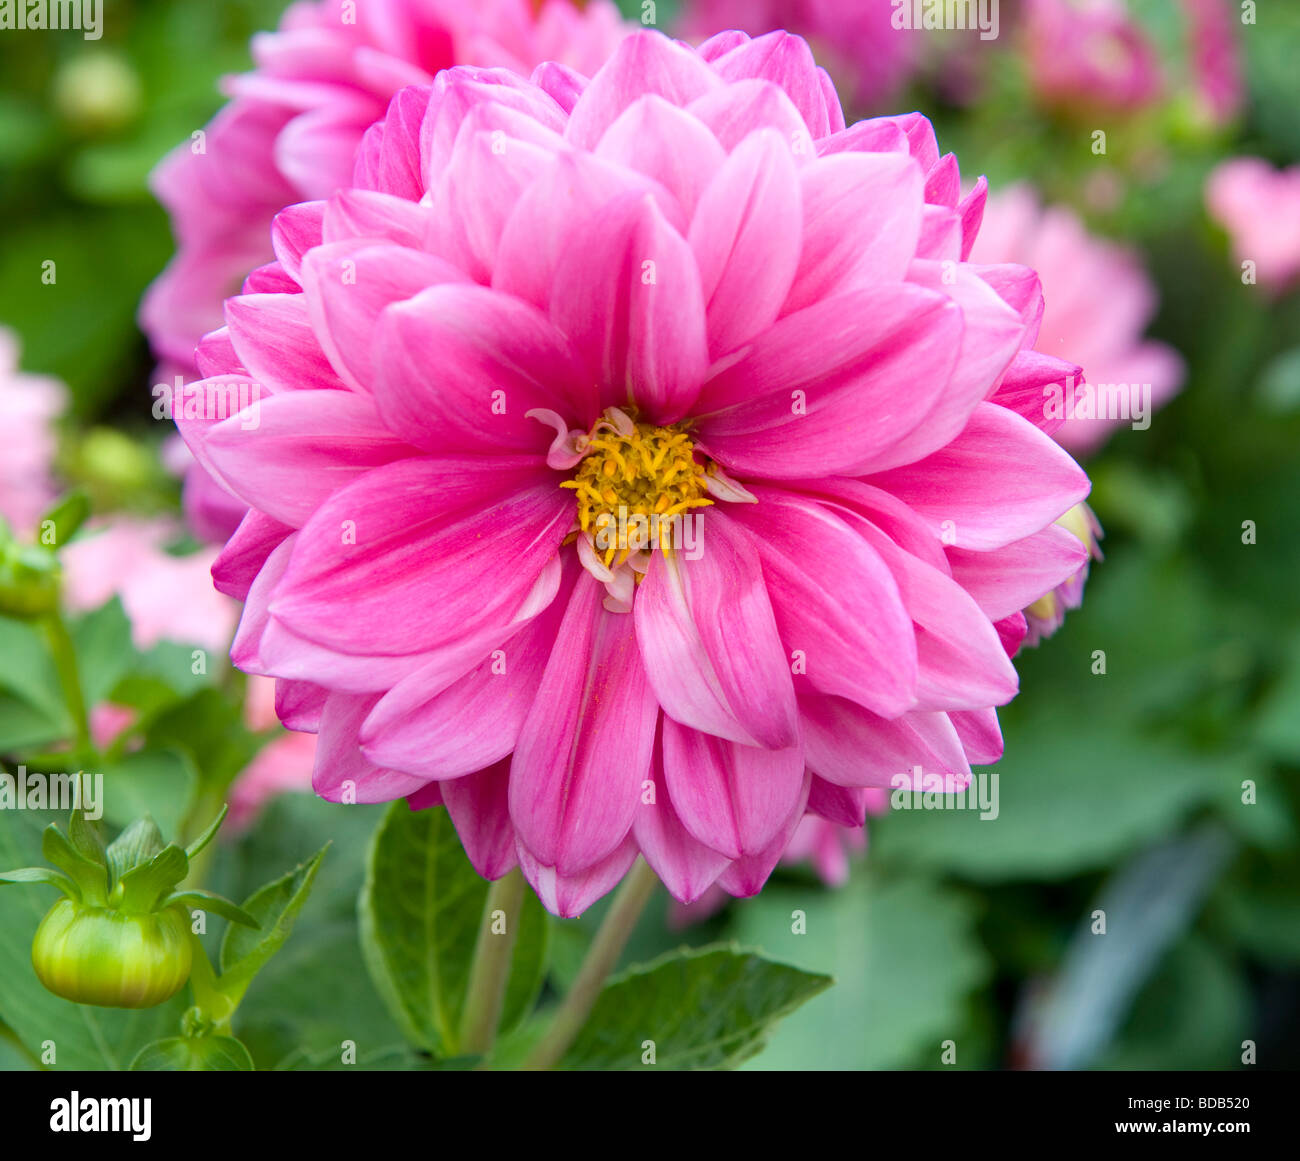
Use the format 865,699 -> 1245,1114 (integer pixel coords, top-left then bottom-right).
0,540 -> 62,619
32,899 -> 193,1009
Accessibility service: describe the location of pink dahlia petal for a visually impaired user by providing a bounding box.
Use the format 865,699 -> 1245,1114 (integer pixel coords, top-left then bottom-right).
225,292 -> 343,394
510,574 -> 657,874
202,390 -> 421,527
211,509 -> 293,600
565,30 -> 721,150
270,458 -> 569,656
632,732 -> 730,904
313,691 -> 428,803
946,524 -> 1091,622
800,694 -> 971,790
696,284 -> 961,478
301,240 -> 471,393
729,491 -> 917,717
715,770 -> 811,897
661,717 -> 805,859
704,30 -> 843,139
550,191 -> 708,424
634,513 -> 798,749
516,835 -> 639,919
373,282 -> 596,452
688,127 -> 801,359
442,760 -> 519,880
866,403 -> 1091,551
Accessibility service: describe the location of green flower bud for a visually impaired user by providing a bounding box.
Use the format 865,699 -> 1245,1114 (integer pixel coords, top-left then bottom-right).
32,899 -> 193,1009
0,540 -> 62,619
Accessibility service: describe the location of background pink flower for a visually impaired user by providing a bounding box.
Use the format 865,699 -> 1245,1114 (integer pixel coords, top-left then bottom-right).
178,31 -> 1092,916
969,185 -> 1184,456
1022,0 -> 1162,114
0,328 -> 66,537
61,519 -> 239,652
1206,157 -> 1300,295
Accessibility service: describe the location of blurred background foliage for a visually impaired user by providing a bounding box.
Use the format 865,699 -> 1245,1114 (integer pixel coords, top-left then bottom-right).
0,0 -> 1297,1070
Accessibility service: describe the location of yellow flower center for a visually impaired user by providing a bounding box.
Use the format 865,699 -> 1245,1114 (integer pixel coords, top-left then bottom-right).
561,417 -> 713,565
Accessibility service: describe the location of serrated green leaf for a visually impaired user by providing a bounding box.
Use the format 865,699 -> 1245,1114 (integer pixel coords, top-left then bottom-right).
218,845 -> 328,1000
130,1035 -> 254,1072
556,944 -> 831,1070
358,803 -> 550,1057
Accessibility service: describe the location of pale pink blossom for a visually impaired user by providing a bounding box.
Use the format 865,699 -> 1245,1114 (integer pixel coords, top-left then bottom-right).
0,329 -> 66,536
61,519 -> 239,652
1206,158 -> 1300,295
1182,0 -> 1243,126
178,31 -> 1092,915
1022,0 -> 1162,114
969,185 -> 1184,456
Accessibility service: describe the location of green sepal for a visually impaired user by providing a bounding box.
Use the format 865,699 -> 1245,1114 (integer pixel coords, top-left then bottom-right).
113,843 -> 189,913
164,890 -> 260,930
37,490 -> 91,550
0,866 -> 82,900
184,805 -> 228,862
106,815 -> 166,886
41,822 -> 107,905
68,808 -> 107,866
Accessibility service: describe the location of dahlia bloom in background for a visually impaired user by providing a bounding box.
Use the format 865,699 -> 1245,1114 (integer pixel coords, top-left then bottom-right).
142,0 -> 627,541
1181,0 -> 1243,127
1022,0 -> 1162,114
1206,158 -> 1300,295
227,675 -> 319,832
177,30 -> 1092,917
677,0 -> 919,108
0,328 -> 66,536
969,185 -> 1184,457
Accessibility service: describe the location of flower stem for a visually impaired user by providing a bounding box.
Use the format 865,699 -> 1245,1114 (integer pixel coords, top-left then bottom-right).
41,611 -> 93,767
523,857 -> 659,1070
458,869 -> 525,1058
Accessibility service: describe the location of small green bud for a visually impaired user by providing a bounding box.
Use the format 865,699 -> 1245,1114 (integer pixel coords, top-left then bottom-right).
32,899 -> 193,1009
0,540 -> 62,619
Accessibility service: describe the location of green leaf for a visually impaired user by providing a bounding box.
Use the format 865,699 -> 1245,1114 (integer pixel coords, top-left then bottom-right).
71,598 -> 133,708
114,843 -> 189,911
358,803 -> 550,1057
130,1035 -> 254,1072
0,615 -> 67,727
99,749 -> 198,841
36,491 -> 90,550
68,809 -> 106,866
729,875 -> 989,1070
556,944 -> 831,1070
218,845 -> 328,1000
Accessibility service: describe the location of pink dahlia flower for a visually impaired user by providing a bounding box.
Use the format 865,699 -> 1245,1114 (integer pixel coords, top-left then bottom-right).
0,329 -> 66,536
1181,0 -> 1243,127
969,185 -> 1184,457
178,31 -> 1092,916
1022,502 -> 1103,646
677,0 -> 919,109
1022,0 -> 1162,114
1206,158 -> 1300,295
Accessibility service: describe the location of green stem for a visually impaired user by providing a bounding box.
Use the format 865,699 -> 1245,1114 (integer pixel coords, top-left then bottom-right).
41,611 -> 93,767
187,935 -> 237,1035
523,857 -> 659,1070
458,869 -> 525,1058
